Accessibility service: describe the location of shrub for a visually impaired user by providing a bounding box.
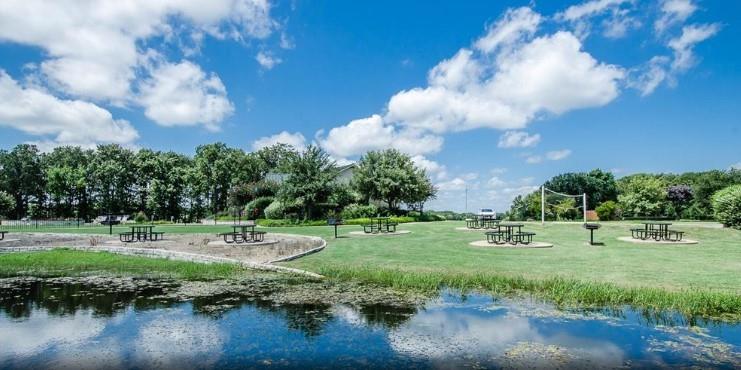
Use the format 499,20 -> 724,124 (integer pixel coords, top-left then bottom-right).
134,211 -> 148,223
245,196 -> 274,219
0,190 -> 13,218
711,185 -> 741,229
340,203 -> 379,219
595,201 -> 618,221
264,200 -> 286,220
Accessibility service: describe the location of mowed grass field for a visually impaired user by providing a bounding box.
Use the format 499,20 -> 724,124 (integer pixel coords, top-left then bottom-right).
286,221 -> 741,294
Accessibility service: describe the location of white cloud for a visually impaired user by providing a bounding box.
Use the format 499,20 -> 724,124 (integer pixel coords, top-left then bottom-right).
555,0 -> 638,39
630,23 -> 719,96
0,71 -> 139,149
497,131 -> 541,148
437,178 -> 468,192
487,176 -> 506,188
730,162 -> 741,171
525,155 -> 543,164
317,114 -> 443,158
0,0 -> 276,103
138,61 -> 234,130
412,155 -> 448,180
474,7 -> 542,53
252,131 -> 307,151
668,23 -> 720,72
546,149 -> 572,160
556,0 -> 632,21
279,32 -> 295,49
255,51 -> 282,70
655,0 -> 697,33
629,56 -> 671,96
386,30 -> 624,134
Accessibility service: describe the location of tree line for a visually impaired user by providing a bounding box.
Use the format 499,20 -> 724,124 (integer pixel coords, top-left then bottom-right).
506,168 -> 741,221
0,143 -> 436,222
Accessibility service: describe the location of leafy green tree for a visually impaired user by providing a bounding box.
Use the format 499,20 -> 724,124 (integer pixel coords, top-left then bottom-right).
88,144 -> 136,216
43,146 -> 92,219
617,176 -> 668,217
712,185 -> 741,229
595,200 -> 619,221
0,190 -> 14,218
194,143 -> 237,216
255,143 -> 299,173
0,144 -> 45,218
352,149 -> 435,212
544,169 -> 617,209
278,145 -> 338,220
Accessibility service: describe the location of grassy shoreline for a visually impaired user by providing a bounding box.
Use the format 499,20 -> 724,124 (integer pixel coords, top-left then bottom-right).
0,249 -> 250,280
316,266 -> 741,322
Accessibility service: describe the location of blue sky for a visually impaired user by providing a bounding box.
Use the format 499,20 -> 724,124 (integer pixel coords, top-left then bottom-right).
0,0 -> 739,211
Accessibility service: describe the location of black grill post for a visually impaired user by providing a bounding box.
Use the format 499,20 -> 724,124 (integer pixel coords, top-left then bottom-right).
328,218 -> 344,238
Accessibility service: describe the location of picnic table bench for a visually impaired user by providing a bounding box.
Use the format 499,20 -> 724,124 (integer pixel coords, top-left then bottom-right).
465,218 -> 500,229
630,221 -> 684,242
485,223 -> 535,245
120,225 -> 164,242
363,217 -> 397,234
218,222 -> 266,244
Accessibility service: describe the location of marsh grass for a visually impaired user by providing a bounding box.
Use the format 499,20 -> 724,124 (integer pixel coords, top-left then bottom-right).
318,265 -> 741,321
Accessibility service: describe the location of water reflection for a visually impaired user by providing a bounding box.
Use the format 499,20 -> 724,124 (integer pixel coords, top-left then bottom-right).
0,279 -> 739,369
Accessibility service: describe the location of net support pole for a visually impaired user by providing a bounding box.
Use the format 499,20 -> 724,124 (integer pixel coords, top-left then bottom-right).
541,185 -> 545,225
583,193 -> 587,223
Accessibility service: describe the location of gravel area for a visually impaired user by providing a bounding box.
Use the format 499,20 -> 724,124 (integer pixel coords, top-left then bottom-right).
0,232 -> 324,264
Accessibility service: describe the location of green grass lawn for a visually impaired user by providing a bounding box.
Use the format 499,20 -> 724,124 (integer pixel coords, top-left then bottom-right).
3,220 -> 740,318
0,249 -> 248,280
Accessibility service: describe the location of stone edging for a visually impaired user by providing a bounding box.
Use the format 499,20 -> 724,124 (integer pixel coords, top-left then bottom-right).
0,245 -> 324,279
268,236 -> 327,264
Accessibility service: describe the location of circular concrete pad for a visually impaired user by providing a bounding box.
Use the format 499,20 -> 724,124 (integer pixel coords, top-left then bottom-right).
348,230 -> 412,237
454,227 -> 500,232
207,239 -> 279,247
469,240 -> 553,248
617,236 -> 699,245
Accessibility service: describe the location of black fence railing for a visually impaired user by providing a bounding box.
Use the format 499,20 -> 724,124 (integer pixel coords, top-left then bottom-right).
0,219 -> 105,230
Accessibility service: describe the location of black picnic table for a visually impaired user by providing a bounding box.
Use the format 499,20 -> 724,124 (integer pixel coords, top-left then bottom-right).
220,222 -> 265,243
121,225 -> 163,242
497,223 -> 524,243
642,221 -> 672,240
372,217 -> 389,232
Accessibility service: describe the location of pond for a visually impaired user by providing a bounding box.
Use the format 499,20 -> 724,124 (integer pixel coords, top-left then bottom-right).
0,277 -> 739,369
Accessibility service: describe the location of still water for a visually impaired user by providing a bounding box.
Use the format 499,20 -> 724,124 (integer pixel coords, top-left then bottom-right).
0,279 -> 739,369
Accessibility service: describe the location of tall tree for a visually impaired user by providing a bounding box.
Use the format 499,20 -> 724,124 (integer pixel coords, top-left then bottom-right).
194,143 -> 235,216
353,149 -> 436,212
88,144 -> 136,215
0,144 -> 45,218
278,146 -> 337,220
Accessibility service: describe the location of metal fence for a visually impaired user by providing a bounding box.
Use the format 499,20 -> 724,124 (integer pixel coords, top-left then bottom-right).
0,219 -> 105,231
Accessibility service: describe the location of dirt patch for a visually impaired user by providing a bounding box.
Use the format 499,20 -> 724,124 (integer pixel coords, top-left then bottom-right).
0,232 -> 324,264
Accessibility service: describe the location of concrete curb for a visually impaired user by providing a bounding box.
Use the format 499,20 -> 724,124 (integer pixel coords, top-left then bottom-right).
269,237 -> 327,264
0,245 -> 324,279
